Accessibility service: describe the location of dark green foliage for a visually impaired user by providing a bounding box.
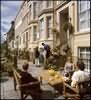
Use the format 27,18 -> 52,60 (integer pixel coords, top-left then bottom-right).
3,60 -> 14,76
18,48 -> 30,60
46,54 -> 66,71
62,22 -> 74,34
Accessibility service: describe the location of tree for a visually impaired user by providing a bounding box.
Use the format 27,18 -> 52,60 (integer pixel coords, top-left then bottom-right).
1,41 -> 7,57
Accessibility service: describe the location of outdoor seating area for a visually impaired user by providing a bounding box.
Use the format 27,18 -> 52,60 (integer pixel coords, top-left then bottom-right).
1,58 -> 90,100
40,69 -> 90,100
1,1 -> 90,100
11,63 -> 90,100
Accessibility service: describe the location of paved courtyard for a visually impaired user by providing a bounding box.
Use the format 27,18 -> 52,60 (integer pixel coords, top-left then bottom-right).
1,60 -> 64,99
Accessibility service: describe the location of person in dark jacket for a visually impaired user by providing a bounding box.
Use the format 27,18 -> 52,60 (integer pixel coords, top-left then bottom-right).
42,43 -> 51,67
20,62 -> 42,99
42,43 -> 51,58
34,46 -> 40,67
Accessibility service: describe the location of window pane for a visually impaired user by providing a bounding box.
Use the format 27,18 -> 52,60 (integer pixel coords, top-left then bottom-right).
80,1 -> 88,12
79,12 -> 86,22
33,26 -> 37,41
47,1 -> 51,7
88,10 -> 90,20
26,32 -> 28,41
78,47 -> 90,72
87,1 -> 90,9
47,16 -> 51,38
33,2 -> 37,19
86,54 -> 90,59
80,20 -> 88,29
78,1 -> 90,30
40,18 -> 44,39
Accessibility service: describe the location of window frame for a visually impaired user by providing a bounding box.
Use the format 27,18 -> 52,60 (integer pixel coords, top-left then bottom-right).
33,26 -> 37,41
29,4 -> 31,22
40,18 -> 44,39
46,1 -> 52,8
46,16 -> 51,38
78,47 -> 90,72
78,1 -> 90,32
33,2 -> 37,19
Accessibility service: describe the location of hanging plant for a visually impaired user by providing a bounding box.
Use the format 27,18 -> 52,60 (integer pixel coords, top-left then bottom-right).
68,22 -> 74,34
62,22 -> 74,34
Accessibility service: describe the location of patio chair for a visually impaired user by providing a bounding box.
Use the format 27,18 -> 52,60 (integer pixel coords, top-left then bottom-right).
63,80 -> 90,100
13,68 -> 42,99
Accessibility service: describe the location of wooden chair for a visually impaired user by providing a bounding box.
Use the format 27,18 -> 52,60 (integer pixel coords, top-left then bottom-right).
13,68 -> 42,99
63,80 -> 90,100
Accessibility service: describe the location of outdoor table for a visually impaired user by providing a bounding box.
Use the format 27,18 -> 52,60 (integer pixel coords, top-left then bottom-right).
40,70 -> 80,99
40,70 -> 66,94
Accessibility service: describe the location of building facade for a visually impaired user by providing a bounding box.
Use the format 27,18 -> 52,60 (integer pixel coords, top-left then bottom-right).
14,0 -> 90,71
7,21 -> 15,51
56,1 -> 90,72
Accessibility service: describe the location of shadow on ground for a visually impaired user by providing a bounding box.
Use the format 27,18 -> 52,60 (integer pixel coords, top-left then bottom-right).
41,90 -> 58,99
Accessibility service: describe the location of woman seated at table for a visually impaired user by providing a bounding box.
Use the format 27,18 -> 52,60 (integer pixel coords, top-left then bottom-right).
63,57 -> 74,81
71,61 -> 90,88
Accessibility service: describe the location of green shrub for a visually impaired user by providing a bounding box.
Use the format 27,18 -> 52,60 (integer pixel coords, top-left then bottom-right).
62,22 -> 74,34
4,61 -> 14,76
4,62 -> 13,73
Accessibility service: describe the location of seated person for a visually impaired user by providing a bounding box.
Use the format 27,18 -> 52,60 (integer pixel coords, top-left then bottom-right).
20,62 -> 42,93
71,61 -> 90,88
63,73 -> 70,82
63,57 -> 73,79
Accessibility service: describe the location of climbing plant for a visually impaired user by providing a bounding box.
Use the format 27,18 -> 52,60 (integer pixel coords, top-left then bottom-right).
62,22 -> 74,35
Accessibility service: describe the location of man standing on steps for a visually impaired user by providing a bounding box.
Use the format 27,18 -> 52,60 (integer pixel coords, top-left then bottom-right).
42,43 -> 51,68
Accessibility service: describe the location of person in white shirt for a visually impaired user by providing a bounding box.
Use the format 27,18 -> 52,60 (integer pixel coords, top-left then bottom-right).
71,62 -> 90,88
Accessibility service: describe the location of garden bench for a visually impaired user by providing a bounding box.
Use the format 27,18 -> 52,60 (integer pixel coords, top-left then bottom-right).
12,68 -> 42,99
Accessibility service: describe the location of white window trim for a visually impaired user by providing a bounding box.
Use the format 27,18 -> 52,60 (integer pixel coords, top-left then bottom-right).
78,28 -> 90,33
